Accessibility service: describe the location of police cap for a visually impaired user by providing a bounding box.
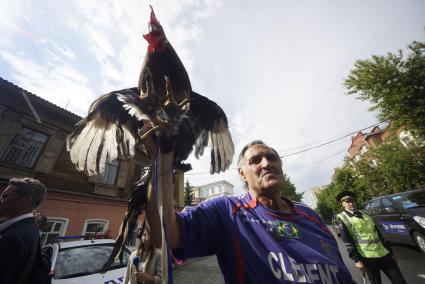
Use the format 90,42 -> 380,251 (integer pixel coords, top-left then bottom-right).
336,191 -> 356,202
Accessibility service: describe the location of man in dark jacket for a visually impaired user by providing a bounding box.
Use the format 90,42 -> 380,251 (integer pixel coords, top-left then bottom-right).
0,177 -> 47,284
336,191 -> 406,284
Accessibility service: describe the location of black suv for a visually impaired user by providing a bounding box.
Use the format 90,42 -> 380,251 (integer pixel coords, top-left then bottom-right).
362,189 -> 425,253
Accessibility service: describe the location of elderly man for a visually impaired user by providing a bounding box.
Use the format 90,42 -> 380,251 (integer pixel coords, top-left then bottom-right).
147,140 -> 355,283
0,177 -> 47,284
336,191 -> 406,284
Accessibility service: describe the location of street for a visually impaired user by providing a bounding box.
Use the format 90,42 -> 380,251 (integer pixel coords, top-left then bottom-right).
174,256 -> 223,283
173,231 -> 425,283
333,231 -> 425,284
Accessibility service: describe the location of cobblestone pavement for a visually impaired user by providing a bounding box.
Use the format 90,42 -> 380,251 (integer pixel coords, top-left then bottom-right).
173,255 -> 223,284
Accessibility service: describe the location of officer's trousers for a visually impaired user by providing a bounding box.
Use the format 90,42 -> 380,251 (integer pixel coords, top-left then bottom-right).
363,253 -> 406,284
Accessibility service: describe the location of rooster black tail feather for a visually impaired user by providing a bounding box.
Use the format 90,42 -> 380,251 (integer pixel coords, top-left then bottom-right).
101,167 -> 151,273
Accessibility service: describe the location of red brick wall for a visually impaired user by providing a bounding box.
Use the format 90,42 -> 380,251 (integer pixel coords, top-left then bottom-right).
348,133 -> 366,158
37,191 -> 127,238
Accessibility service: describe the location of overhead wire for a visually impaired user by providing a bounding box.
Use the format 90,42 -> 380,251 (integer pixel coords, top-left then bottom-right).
186,121 -> 386,176
280,121 -> 386,158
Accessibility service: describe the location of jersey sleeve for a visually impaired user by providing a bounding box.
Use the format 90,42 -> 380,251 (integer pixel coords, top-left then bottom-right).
173,198 -> 226,259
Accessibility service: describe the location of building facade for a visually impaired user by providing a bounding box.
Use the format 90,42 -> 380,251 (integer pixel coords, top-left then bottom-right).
347,124 -> 419,166
193,180 -> 234,204
302,185 -> 327,209
0,78 -> 185,246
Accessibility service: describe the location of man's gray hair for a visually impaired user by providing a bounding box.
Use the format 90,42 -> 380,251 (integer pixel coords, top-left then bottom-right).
237,140 -> 280,171
9,177 -> 47,208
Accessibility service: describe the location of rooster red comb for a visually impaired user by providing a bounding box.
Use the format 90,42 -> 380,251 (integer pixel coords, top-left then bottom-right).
144,5 -> 166,53
149,5 -> 159,25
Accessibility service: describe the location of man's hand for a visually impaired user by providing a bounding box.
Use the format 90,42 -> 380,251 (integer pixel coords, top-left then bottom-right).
355,261 -> 366,271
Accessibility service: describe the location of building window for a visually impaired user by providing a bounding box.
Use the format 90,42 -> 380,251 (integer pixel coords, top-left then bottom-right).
354,155 -> 361,162
360,145 -> 369,155
40,218 -> 68,246
2,127 -> 48,168
83,219 -> 109,236
99,160 -> 119,185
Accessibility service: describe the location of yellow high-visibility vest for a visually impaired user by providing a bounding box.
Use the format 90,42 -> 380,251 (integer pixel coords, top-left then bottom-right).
337,210 -> 389,258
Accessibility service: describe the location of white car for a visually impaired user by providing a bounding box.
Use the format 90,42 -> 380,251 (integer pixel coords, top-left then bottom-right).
47,238 -> 131,284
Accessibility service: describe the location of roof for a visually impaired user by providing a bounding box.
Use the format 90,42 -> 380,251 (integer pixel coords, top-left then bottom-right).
0,77 -> 81,120
55,239 -> 116,249
362,189 -> 425,204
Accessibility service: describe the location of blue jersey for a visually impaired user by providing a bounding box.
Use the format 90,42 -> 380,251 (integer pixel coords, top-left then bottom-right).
174,193 -> 355,284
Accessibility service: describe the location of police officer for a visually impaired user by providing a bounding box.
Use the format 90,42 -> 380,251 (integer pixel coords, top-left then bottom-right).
336,191 -> 406,284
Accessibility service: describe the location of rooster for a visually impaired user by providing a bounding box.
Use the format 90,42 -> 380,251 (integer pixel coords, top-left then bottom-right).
67,6 -> 234,271
136,5 -> 191,137
67,7 -> 234,175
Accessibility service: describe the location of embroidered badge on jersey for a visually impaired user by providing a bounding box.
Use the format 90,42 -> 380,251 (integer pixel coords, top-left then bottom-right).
274,220 -> 302,240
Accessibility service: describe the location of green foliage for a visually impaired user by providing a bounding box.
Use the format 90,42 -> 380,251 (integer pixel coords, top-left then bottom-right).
345,41 -> 425,139
184,180 -> 195,207
316,141 -> 425,221
316,168 -> 356,222
355,142 -> 425,197
280,174 -> 302,202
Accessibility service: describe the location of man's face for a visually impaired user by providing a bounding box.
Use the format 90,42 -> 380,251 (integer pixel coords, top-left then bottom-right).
0,185 -> 23,217
239,145 -> 284,193
341,198 -> 357,211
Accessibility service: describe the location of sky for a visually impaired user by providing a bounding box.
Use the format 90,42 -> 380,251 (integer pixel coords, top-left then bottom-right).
1,0 -> 424,201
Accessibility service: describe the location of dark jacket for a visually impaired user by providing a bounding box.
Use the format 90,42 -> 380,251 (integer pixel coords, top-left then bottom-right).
338,209 -> 392,262
0,217 -> 39,284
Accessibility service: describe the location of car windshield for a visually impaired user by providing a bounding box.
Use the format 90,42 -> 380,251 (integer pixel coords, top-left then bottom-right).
54,243 -> 130,279
391,191 -> 425,209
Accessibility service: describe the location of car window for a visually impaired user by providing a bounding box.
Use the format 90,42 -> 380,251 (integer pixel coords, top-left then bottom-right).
370,199 -> 383,215
391,190 -> 425,209
381,198 -> 398,213
54,244 -> 130,279
363,202 -> 371,212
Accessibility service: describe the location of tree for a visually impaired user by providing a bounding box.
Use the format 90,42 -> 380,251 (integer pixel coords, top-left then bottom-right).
280,174 -> 302,202
345,41 -> 425,138
354,141 -> 425,197
316,168 -> 356,222
184,180 -> 195,206
316,140 -> 425,221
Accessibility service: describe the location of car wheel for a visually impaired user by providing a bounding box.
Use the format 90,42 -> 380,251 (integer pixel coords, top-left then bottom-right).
413,231 -> 425,254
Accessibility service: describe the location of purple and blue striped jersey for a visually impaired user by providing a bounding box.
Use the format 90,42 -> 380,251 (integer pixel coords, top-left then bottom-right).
174,193 -> 355,284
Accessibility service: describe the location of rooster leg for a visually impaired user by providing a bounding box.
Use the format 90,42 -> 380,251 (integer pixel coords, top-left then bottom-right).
177,98 -> 190,113
161,76 -> 185,120
163,76 -> 177,106
139,125 -> 162,140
